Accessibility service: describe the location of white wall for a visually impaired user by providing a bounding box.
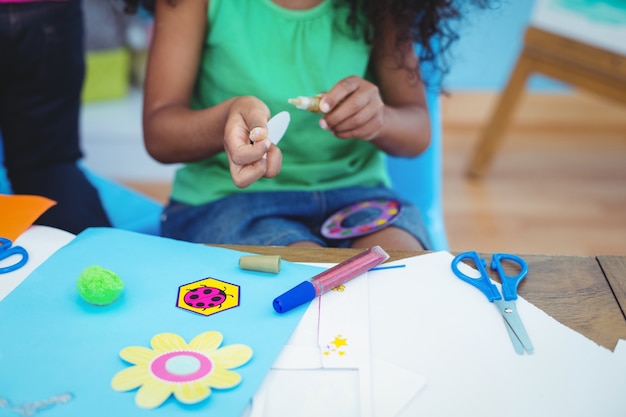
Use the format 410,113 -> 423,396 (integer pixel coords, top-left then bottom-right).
444,0 -> 566,91
80,89 -> 179,182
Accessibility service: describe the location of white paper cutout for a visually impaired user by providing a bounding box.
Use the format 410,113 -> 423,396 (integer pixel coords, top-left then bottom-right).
266,111 -> 290,145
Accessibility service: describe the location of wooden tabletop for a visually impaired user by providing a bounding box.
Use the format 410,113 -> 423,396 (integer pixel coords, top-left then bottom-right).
214,245 -> 626,351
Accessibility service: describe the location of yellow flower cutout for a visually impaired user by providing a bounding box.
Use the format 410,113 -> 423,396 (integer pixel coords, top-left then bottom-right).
111,331 -> 253,409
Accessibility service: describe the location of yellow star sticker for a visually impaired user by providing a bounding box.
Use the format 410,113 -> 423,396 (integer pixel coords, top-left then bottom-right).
332,335 -> 348,348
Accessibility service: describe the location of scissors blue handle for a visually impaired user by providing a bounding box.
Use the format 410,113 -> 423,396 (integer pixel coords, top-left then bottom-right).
491,253 -> 528,301
451,251 -> 528,302
0,237 -> 29,274
451,251 -> 502,301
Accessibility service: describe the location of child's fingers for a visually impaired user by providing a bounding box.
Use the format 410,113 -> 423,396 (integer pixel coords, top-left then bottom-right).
245,108 -> 272,143
321,77 -> 384,140
225,96 -> 271,143
230,159 -> 268,188
263,146 -> 282,178
249,126 -> 267,142
228,144 -> 281,188
228,138 -> 271,166
320,76 -> 360,112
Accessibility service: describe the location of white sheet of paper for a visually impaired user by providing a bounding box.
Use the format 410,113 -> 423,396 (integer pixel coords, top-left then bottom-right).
0,226 -> 75,301
249,266 -> 373,417
248,261 -> 426,417
317,268 -> 372,413
368,251 -> 626,417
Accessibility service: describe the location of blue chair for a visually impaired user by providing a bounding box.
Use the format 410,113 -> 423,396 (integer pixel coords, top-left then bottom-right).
80,167 -> 162,235
0,131 -> 161,235
386,57 -> 448,251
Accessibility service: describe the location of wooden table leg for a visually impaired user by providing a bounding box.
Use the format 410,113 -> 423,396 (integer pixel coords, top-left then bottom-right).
466,26 -> 626,179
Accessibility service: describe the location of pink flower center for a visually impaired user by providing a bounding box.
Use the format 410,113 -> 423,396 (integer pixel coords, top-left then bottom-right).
150,351 -> 213,383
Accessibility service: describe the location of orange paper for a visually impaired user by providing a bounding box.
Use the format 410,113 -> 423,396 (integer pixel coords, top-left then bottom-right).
0,195 -> 57,241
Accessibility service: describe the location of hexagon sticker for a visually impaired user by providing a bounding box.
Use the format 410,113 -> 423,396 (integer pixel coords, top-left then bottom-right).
176,277 -> 240,316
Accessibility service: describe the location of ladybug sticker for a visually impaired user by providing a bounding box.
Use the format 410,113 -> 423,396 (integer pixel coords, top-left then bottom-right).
184,286 -> 231,309
176,277 -> 240,316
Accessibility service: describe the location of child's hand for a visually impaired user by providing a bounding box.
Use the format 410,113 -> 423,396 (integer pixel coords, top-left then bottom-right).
318,76 -> 385,141
224,96 -> 282,188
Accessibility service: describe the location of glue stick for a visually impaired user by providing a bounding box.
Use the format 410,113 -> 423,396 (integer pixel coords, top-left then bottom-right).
288,94 -> 324,113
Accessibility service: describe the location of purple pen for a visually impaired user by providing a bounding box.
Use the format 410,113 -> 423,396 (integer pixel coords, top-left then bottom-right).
272,246 -> 390,313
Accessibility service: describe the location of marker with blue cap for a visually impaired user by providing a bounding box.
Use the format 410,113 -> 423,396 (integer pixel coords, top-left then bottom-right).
272,246 -> 390,313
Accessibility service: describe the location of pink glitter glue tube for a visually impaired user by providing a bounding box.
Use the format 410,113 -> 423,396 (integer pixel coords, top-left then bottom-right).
273,246 -> 390,313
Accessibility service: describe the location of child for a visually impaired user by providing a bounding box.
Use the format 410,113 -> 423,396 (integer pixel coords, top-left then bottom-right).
123,0 -> 487,250
0,0 -> 112,233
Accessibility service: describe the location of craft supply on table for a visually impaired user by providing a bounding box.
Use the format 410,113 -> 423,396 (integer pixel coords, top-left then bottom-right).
0,194 -> 56,241
239,255 -> 281,274
0,392 -> 73,416
273,245 -> 390,313
0,237 -> 28,274
265,111 -> 290,145
288,94 -> 324,113
76,265 -> 124,306
111,331 -> 253,409
451,251 -> 534,355
321,199 -> 401,239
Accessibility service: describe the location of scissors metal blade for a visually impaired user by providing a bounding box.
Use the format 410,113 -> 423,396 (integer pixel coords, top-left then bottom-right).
495,307 -> 525,355
494,300 -> 534,354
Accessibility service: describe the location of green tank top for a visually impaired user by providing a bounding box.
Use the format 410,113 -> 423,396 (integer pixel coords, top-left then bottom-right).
171,0 -> 390,205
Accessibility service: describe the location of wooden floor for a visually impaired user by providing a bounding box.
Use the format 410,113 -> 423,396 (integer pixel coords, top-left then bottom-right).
442,91 -> 626,256
126,91 -> 626,256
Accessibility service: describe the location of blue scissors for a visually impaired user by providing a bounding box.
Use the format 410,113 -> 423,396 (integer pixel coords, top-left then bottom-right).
0,237 -> 29,274
451,251 -> 534,355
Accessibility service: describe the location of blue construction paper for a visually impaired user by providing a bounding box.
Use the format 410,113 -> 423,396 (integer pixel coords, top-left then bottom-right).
0,228 -> 323,417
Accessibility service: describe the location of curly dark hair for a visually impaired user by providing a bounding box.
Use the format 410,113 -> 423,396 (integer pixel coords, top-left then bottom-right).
122,0 -> 493,82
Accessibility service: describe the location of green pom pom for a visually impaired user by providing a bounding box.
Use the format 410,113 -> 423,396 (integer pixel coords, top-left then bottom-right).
76,265 -> 124,306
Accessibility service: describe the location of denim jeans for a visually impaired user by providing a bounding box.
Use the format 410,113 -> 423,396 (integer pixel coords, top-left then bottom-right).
162,186 -> 433,249
0,0 -> 111,233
